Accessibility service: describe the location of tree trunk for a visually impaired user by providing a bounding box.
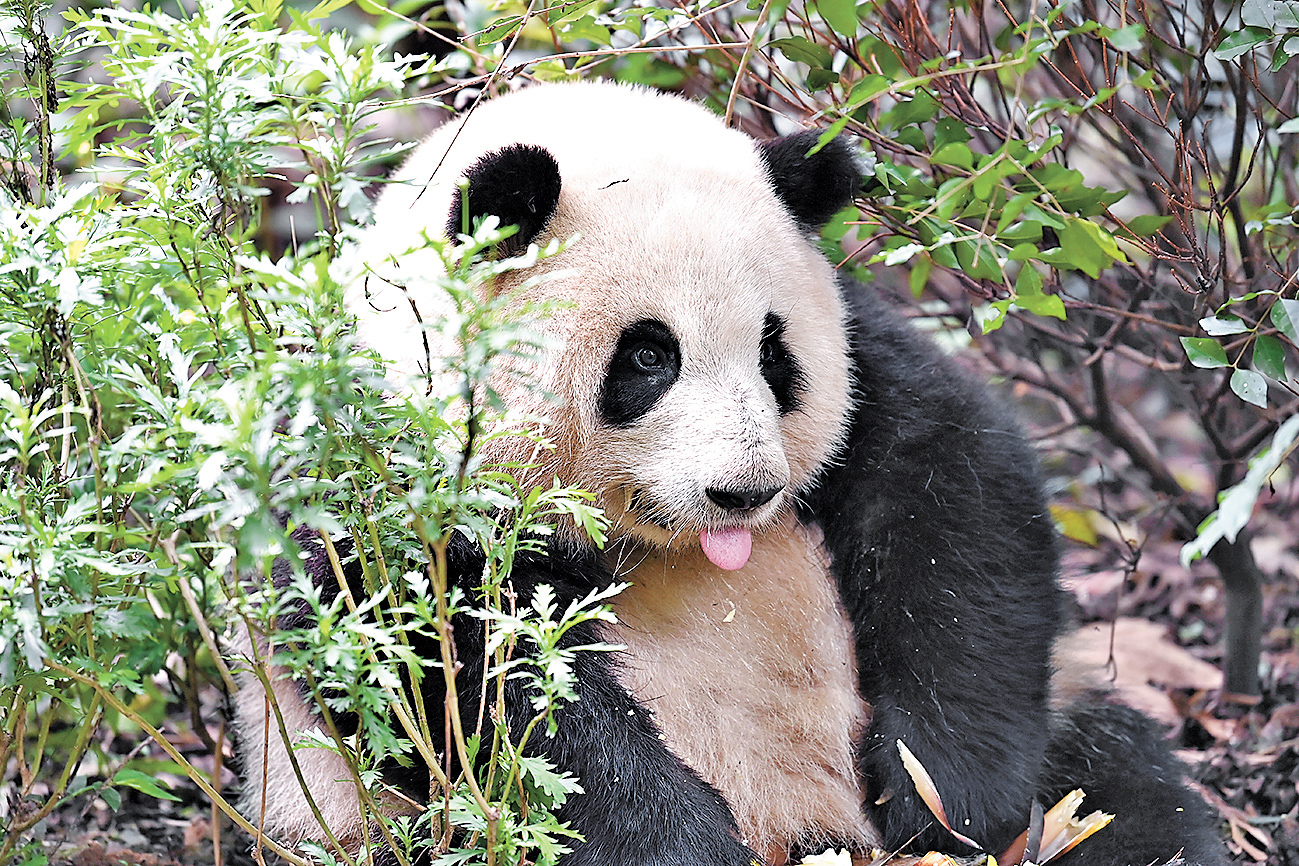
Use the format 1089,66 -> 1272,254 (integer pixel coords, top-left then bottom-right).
1207,533 -> 1264,697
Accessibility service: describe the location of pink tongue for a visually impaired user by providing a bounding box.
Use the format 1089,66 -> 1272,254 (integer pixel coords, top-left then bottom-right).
700,527 -> 753,571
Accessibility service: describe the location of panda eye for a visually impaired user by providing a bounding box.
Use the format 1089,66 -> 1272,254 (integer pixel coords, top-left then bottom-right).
631,343 -> 668,372
759,324 -> 786,371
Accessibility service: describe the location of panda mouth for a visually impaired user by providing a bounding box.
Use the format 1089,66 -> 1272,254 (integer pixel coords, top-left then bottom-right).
620,486 -> 779,572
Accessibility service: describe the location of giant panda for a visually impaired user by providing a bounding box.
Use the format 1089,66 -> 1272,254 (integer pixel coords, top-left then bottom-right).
232,82 -> 1226,866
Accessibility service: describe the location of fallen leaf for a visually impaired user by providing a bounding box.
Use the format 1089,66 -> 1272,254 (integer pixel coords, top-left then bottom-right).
1037,789 -> 1113,862
1056,618 -> 1223,725
896,740 -> 983,850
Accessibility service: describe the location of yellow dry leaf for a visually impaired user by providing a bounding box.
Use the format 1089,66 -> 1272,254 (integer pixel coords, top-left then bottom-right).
1037,790 -> 1113,862
896,740 -> 983,850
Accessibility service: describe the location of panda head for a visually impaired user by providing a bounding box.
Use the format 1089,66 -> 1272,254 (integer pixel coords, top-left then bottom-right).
353,83 -> 860,570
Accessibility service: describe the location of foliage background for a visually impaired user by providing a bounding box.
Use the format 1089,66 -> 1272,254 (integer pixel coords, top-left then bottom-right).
1,0 -> 1296,863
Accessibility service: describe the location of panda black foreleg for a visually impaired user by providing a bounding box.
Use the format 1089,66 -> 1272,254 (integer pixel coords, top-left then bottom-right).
804,283 -> 1063,856
536,649 -> 762,866
810,468 -> 1059,857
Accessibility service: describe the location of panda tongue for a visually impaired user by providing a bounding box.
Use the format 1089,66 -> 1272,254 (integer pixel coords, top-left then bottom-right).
699,527 -> 753,571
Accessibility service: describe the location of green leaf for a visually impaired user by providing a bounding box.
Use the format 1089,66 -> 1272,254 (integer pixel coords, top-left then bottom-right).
560,16 -> 612,45
249,0 -> 284,25
1008,242 -> 1040,261
111,769 -> 182,802
814,0 -> 860,40
1271,298 -> 1299,343
996,193 -> 1035,235
1180,337 -> 1229,368
884,91 -> 938,128
931,142 -> 975,170
1075,218 -> 1128,263
1182,414 -> 1299,564
1053,219 -> 1106,277
1231,368 -> 1269,407
1214,26 -> 1272,61
1132,68 -> 1160,88
769,36 -> 833,68
1273,38 -> 1297,70
516,753 -> 579,806
479,16 -> 524,45
846,75 -> 890,110
909,254 -> 933,298
980,299 -> 1011,333
1124,214 -> 1173,236
935,177 -> 973,220
952,236 -> 1001,281
1200,315 -> 1249,336
1014,266 -> 1065,319
1103,23 -> 1146,52
1242,0 -> 1299,29
1253,335 -> 1288,380
303,0 -> 350,21
934,119 -> 972,149
807,68 -> 842,90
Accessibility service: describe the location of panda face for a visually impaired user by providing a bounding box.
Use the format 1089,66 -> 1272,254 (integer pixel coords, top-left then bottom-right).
595,304 -> 797,546
516,170 -> 852,564
352,83 -> 855,565
597,307 -> 790,533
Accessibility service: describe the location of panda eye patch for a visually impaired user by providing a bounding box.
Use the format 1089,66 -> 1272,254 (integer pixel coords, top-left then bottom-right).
600,319 -> 681,427
761,312 -> 807,415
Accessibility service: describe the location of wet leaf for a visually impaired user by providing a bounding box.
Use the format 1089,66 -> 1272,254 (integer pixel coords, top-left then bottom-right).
1253,335 -> 1288,381
1200,315 -> 1249,336
1231,368 -> 1268,407
1180,337 -> 1228,369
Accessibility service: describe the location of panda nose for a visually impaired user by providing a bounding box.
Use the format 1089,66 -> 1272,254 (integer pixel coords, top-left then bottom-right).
706,485 -> 783,512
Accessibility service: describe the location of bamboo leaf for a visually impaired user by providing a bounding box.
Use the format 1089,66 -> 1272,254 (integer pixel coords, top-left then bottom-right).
897,740 -> 984,850
1037,790 -> 1114,862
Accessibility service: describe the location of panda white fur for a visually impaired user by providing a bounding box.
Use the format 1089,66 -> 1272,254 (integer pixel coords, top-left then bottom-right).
233,82 -> 1225,866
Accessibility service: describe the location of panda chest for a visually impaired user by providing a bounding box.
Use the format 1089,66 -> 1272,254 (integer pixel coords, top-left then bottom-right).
602,518 -> 877,858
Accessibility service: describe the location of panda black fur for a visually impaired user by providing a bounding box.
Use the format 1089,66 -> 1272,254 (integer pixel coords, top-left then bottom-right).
232,82 -> 1226,866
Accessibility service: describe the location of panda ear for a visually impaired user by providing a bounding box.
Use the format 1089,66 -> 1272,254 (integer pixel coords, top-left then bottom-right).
757,130 -> 861,231
446,143 -> 562,252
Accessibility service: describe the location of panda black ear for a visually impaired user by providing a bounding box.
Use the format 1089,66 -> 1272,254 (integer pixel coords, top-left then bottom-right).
757,130 -> 861,231
446,143 -> 562,252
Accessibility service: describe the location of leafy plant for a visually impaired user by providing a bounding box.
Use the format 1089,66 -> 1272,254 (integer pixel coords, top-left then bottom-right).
0,1 -> 606,863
